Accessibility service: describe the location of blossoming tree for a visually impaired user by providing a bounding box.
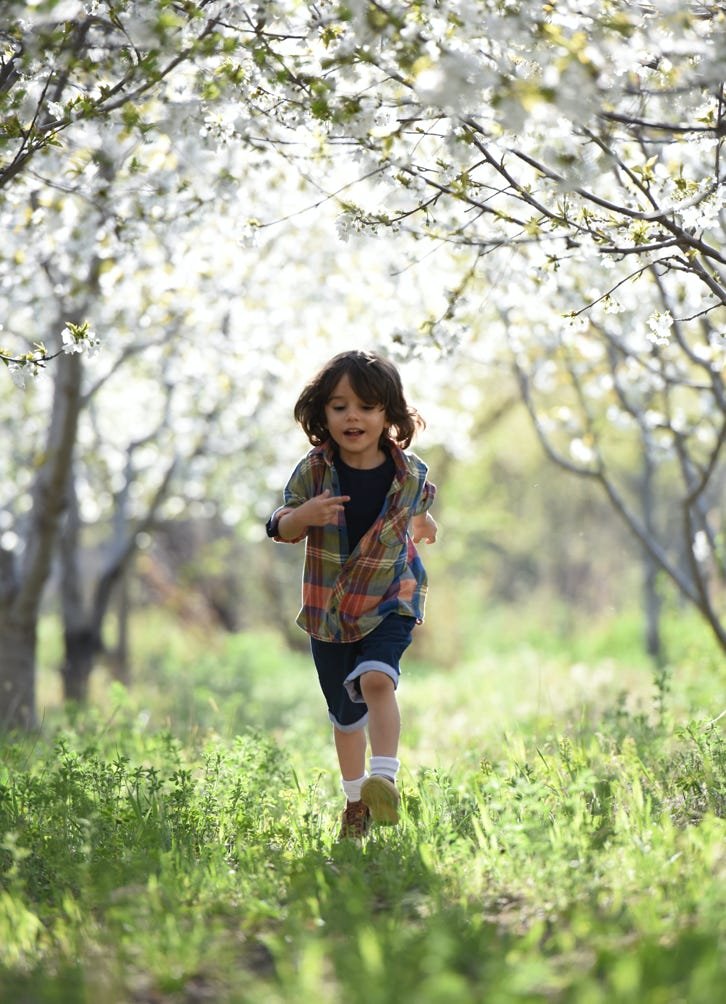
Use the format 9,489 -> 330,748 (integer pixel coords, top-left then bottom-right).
0,0 -> 288,727
244,0 -> 726,651
1,0 -> 468,724
2,0 -> 725,732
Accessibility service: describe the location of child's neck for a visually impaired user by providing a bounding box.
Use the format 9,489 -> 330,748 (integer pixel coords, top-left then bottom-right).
337,444 -> 386,469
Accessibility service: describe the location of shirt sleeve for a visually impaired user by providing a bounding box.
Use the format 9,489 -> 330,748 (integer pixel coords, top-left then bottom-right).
266,454 -> 318,543
412,478 -> 436,517
282,455 -> 317,508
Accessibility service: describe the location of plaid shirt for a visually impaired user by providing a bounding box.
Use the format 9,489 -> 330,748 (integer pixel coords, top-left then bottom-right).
269,439 -> 436,642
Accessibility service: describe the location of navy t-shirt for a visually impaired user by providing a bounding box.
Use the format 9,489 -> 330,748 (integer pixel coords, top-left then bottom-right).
335,449 -> 396,554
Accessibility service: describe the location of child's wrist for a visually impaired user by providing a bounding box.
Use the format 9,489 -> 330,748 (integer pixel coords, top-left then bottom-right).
280,509 -> 307,539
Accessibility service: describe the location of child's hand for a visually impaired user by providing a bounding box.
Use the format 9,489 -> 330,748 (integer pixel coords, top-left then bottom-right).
411,512 -> 438,544
301,489 -> 350,527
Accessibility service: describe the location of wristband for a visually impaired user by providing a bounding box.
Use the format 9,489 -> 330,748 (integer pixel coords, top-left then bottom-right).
265,511 -> 282,538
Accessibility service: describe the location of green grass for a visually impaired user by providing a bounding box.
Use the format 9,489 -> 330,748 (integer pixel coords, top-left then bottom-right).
1,610 -> 725,1002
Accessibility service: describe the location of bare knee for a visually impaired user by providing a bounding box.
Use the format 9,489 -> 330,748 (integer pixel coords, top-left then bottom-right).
359,670 -> 395,701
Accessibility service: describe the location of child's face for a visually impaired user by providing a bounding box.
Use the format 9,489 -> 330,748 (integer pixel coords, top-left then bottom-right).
324,373 -> 388,468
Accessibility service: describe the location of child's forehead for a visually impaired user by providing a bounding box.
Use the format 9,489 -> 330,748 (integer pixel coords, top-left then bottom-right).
328,373 -> 354,396
327,372 -> 379,401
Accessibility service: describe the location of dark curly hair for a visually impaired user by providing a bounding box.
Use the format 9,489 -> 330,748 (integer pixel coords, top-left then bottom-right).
294,350 -> 425,449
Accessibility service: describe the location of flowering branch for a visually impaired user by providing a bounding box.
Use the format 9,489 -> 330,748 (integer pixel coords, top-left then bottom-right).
1,322 -> 99,388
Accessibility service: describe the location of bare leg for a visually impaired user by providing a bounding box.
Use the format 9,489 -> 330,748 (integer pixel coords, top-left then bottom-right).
334,725 -> 367,780
359,671 -> 400,757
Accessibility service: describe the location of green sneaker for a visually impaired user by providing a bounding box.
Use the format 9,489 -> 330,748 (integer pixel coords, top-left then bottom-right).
361,775 -> 400,825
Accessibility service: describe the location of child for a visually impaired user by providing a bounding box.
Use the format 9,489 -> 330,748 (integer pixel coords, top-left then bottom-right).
266,350 -> 437,839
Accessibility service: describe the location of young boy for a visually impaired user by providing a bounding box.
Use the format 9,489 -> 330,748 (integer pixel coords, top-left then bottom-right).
266,350 -> 437,838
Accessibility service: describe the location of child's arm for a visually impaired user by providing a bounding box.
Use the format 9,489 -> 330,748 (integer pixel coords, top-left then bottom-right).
410,511 -> 438,544
277,489 -> 350,541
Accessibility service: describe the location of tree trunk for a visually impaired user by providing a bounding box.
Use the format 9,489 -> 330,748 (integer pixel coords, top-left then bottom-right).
58,468 -> 99,704
61,627 -> 100,704
0,352 -> 83,728
640,452 -> 663,664
58,451 -> 176,700
0,613 -> 37,731
108,564 -> 131,686
643,551 -> 662,664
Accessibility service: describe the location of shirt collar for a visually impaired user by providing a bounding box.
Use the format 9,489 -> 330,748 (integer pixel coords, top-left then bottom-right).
317,437 -> 409,490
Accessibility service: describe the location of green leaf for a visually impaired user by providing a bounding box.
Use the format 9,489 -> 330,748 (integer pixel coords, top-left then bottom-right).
311,97 -> 331,121
121,103 -> 141,129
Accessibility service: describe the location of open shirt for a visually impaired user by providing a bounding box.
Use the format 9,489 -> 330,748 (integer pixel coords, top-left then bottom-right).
268,439 -> 436,642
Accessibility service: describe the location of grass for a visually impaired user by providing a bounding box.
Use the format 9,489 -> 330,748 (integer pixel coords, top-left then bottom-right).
1,608 -> 725,1002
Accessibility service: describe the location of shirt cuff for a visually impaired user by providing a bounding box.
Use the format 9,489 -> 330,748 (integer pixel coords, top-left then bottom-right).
265,512 -> 281,538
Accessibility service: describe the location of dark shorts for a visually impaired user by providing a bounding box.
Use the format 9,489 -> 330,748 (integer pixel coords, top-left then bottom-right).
310,614 -> 416,732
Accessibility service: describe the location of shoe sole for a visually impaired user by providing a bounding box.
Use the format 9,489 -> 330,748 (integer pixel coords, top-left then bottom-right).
361,776 -> 400,825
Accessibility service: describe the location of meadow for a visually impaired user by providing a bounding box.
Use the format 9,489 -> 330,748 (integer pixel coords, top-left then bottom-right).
1,609 -> 724,1003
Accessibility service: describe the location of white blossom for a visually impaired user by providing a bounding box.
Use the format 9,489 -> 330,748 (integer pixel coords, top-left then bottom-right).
0,530 -> 20,551
647,311 -> 673,346
602,297 -> 625,315
335,210 -> 367,242
570,438 -> 596,465
692,531 -> 710,564
61,324 -> 99,357
8,363 -> 27,390
644,410 -> 666,430
61,329 -> 85,355
413,50 -> 489,114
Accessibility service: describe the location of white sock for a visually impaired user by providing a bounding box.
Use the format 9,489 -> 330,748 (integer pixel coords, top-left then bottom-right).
341,773 -> 368,802
369,756 -> 400,783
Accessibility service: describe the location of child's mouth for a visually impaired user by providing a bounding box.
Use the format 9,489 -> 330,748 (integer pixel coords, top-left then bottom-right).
344,429 -> 363,437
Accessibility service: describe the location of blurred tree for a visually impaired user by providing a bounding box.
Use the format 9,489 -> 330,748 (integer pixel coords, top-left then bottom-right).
4,0 -> 725,734
0,0 -> 461,719
0,0 -> 296,726
58,431 -> 179,704
242,0 -> 725,650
